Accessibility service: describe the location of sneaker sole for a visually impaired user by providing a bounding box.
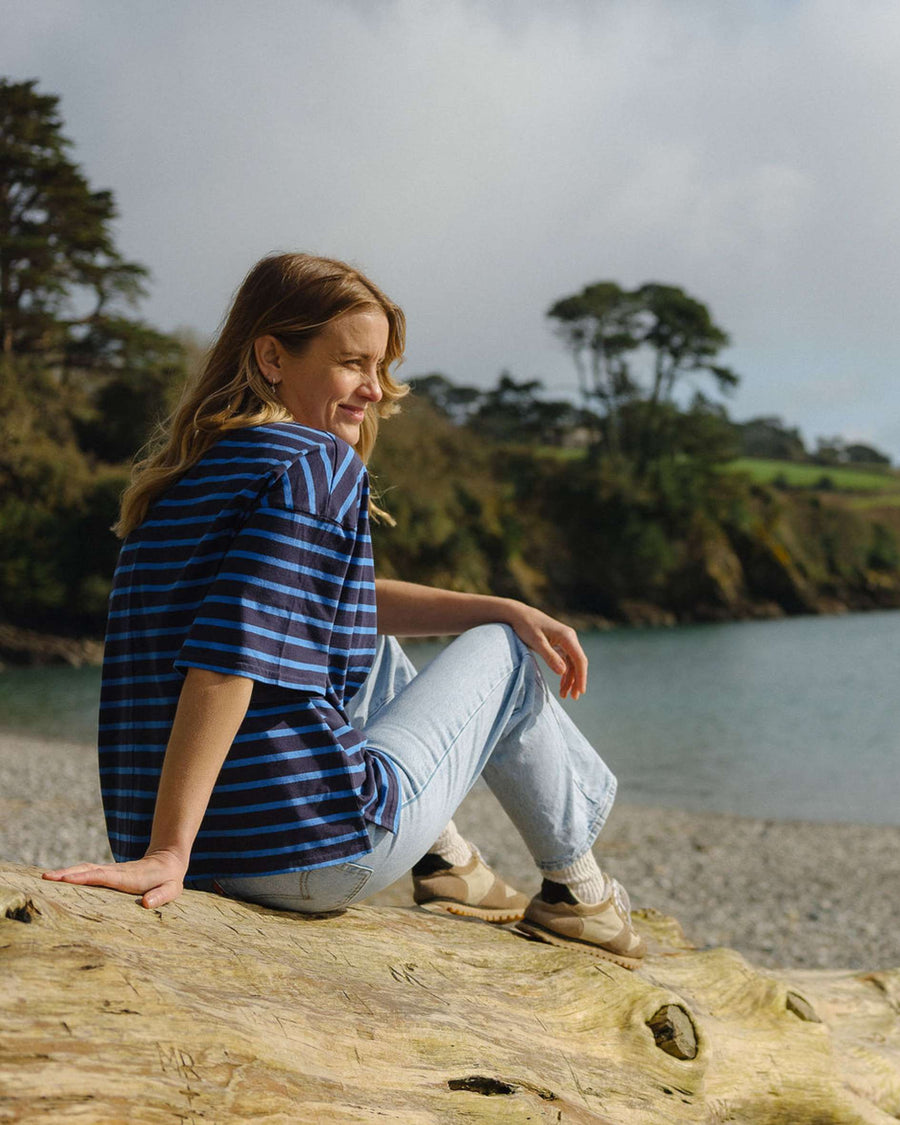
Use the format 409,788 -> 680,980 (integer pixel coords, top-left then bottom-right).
416,898 -> 526,924
515,919 -> 644,970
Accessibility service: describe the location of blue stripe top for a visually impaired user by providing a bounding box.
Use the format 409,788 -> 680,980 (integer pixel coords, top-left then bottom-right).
99,422 -> 401,881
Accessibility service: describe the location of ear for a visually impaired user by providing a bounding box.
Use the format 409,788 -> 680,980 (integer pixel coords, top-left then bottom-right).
254,335 -> 283,385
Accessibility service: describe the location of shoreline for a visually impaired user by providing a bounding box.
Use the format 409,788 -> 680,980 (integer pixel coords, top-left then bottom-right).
4,600 -> 900,668
3,729 -> 898,972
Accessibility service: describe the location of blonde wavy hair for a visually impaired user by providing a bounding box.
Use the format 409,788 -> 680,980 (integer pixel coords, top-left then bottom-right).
115,253 -> 408,538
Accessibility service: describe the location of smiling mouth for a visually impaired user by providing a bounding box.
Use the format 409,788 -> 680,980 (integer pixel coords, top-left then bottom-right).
339,405 -> 366,421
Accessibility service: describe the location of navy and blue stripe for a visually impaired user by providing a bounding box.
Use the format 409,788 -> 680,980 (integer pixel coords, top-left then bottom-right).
99,423 -> 400,881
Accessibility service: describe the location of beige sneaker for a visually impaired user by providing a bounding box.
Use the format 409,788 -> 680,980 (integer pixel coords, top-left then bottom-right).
412,850 -> 530,924
515,878 -> 646,969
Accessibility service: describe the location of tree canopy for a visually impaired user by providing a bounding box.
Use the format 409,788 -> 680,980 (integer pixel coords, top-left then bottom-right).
547,280 -> 738,469
0,78 -> 189,634
0,77 -> 189,445
0,78 -> 147,361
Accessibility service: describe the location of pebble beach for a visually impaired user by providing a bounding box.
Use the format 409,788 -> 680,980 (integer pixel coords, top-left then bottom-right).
3,729 -> 898,972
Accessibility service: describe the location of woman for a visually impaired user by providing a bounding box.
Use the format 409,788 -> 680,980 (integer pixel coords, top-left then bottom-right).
45,253 -> 645,970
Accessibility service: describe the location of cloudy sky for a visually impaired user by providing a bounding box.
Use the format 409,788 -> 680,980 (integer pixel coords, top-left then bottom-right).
4,0 -> 899,456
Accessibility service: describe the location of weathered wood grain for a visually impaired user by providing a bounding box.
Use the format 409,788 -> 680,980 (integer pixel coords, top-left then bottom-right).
1,862 -> 898,1123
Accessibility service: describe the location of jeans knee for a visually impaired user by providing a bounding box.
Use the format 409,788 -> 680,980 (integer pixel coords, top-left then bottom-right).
465,621 -> 520,649
463,623 -> 532,671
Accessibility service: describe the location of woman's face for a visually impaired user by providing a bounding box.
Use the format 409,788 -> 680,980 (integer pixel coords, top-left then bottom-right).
256,308 -> 389,445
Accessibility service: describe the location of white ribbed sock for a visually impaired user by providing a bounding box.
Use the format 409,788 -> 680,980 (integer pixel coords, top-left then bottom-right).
429,820 -> 473,867
544,850 -> 608,905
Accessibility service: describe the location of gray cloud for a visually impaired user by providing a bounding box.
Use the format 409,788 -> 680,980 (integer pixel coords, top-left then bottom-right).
3,0 -> 899,454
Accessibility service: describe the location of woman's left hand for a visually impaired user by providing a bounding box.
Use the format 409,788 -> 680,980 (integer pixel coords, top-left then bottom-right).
502,603 -> 588,700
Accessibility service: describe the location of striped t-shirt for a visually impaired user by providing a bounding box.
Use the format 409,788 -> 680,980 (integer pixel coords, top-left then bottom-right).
99,422 -> 401,881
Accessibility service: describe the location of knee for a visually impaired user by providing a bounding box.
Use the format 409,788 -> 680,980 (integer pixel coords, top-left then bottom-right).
464,622 -> 529,663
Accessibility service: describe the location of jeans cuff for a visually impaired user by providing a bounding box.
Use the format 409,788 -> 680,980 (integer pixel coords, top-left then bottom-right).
536,775 -> 618,872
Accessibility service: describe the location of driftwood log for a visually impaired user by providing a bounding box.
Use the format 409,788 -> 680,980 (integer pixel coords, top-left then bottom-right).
1,861 -> 898,1123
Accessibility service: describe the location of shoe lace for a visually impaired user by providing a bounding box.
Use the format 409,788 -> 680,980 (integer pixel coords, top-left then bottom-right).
610,877 -> 632,921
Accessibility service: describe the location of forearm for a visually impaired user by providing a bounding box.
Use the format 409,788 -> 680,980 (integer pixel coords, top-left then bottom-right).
375,578 -> 519,637
147,667 -> 254,863
374,578 -> 588,699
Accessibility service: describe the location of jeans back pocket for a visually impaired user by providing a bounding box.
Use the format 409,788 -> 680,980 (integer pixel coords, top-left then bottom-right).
218,861 -> 374,914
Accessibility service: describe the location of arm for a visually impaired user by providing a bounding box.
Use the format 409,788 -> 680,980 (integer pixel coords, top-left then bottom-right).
43,667 -> 253,908
375,578 -> 588,700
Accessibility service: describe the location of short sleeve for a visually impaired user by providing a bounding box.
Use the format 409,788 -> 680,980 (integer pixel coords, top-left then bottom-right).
175,450 -> 366,694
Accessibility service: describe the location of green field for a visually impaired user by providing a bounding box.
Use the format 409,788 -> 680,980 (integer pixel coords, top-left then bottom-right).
723,457 -> 900,494
536,451 -> 900,498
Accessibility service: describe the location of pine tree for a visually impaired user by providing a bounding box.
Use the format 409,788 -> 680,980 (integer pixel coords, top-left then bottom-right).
0,77 -> 147,361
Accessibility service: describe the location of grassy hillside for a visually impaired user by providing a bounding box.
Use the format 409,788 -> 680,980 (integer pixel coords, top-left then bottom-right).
724,457 -> 900,494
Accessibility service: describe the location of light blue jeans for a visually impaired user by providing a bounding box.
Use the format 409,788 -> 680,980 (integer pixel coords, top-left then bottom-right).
214,624 -> 617,913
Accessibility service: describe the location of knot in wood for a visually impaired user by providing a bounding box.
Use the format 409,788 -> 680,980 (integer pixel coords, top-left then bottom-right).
786,991 -> 821,1023
647,1003 -> 699,1060
448,1076 -> 518,1096
0,887 -> 39,924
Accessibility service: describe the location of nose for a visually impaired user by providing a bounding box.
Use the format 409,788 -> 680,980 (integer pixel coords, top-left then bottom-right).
360,366 -> 383,403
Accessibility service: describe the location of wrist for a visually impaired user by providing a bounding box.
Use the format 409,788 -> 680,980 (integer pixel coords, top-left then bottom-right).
459,592 -> 520,629
489,596 -> 524,625
145,843 -> 191,869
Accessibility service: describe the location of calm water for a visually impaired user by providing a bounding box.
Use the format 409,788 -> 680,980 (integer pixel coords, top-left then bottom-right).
2,611 -> 897,825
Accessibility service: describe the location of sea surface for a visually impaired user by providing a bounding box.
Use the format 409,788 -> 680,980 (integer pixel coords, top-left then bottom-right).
1,610 -> 897,826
